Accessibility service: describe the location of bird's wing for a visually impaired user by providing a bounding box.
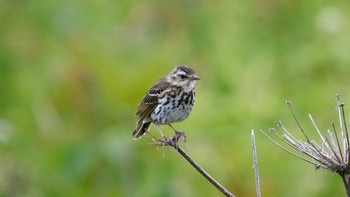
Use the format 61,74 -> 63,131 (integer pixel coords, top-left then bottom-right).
136,79 -> 171,123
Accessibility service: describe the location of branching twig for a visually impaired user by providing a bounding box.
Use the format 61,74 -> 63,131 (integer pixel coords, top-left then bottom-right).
151,133 -> 235,197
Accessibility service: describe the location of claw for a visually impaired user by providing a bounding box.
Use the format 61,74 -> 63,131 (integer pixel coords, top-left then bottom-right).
166,130 -> 186,149
148,128 -> 188,151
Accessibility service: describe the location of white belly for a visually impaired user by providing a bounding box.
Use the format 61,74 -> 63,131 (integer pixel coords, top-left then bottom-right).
150,90 -> 194,125
164,104 -> 191,123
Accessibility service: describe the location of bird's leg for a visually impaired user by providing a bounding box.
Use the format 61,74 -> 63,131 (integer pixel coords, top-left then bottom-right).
168,124 -> 187,146
155,124 -> 168,142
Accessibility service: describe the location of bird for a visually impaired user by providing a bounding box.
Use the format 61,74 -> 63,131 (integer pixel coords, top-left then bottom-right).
132,65 -> 200,144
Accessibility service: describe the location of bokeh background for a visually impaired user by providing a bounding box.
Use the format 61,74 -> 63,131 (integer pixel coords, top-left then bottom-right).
1,0 -> 350,196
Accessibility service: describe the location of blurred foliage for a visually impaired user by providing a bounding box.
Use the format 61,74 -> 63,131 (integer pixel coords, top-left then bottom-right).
1,0 -> 350,196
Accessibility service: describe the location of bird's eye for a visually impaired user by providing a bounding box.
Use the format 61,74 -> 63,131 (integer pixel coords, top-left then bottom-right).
178,74 -> 186,79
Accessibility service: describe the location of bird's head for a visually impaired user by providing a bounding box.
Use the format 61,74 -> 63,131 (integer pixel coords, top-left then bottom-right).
167,65 -> 200,92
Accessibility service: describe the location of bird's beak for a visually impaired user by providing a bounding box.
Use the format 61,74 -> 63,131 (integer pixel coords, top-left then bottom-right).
191,75 -> 201,80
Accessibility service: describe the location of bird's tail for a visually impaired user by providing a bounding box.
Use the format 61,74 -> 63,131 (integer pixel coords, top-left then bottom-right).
132,122 -> 151,139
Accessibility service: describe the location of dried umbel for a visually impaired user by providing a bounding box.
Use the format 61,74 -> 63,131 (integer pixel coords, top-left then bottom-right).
261,95 -> 350,196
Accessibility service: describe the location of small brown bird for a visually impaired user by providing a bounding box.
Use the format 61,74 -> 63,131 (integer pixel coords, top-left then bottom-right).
132,65 -> 200,142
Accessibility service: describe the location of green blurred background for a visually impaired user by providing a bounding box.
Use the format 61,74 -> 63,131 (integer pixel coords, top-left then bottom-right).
1,0 -> 350,196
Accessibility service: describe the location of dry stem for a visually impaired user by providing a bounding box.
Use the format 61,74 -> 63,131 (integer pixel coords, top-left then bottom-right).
151,133 -> 235,197
251,130 -> 261,197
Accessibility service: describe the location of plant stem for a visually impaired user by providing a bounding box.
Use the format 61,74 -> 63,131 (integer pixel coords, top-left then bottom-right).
173,145 -> 235,197
151,133 -> 235,197
251,130 -> 261,197
340,171 -> 350,197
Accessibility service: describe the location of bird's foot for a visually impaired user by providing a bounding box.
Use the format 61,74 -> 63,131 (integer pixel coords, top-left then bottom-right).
169,130 -> 187,149
174,130 -> 187,143
149,131 -> 188,149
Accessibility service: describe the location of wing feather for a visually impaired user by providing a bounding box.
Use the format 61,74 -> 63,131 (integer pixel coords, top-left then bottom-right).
135,78 -> 171,123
